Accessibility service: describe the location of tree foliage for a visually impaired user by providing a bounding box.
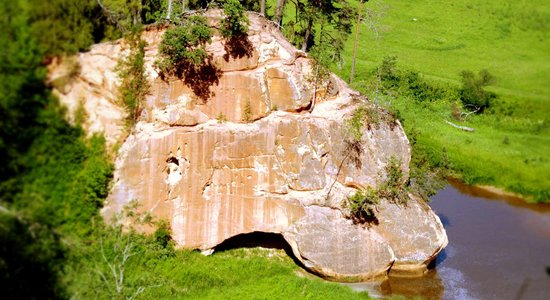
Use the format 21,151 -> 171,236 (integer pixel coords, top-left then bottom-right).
345,156 -> 408,224
26,0 -> 99,55
156,15 -> 213,74
283,0 -> 355,55
459,69 -> 497,112
376,56 -> 453,103
220,0 -> 250,38
0,1 -> 49,183
0,211 -> 65,299
117,31 -> 150,126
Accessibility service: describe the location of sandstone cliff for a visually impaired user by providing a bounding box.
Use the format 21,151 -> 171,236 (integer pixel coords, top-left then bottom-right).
49,11 -> 447,281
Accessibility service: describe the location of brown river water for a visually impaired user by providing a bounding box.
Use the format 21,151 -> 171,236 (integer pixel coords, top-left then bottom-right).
347,181 -> 550,299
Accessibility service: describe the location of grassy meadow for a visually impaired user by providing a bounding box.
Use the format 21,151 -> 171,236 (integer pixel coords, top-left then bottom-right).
332,0 -> 550,201
66,235 -> 372,299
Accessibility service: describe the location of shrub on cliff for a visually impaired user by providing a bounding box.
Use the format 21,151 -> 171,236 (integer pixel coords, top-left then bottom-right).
220,0 -> 250,38
155,15 -> 213,74
346,188 -> 380,224
344,156 -> 409,224
117,31 -> 150,125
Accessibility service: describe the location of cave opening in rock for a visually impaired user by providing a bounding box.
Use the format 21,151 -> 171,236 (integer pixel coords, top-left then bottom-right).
166,157 -> 179,166
213,231 -> 309,271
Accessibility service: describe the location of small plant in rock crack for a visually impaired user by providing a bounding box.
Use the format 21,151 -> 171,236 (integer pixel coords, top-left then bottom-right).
242,99 -> 252,122
344,156 -> 409,225
117,30 -> 150,127
377,156 -> 409,204
217,112 -> 228,123
345,188 -> 380,224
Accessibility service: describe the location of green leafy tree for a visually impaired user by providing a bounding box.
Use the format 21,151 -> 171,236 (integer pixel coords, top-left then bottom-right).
459,69 -> 497,113
0,1 -> 49,183
97,0 -> 143,31
156,15 -> 221,102
344,156 -> 408,224
283,0 -> 355,52
116,31 -> 150,125
27,0 -> 98,55
220,0 -> 250,38
155,15 -> 213,74
274,0 -> 286,25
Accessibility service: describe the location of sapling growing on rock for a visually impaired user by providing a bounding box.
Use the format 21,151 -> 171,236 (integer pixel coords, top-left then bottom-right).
344,156 -> 409,224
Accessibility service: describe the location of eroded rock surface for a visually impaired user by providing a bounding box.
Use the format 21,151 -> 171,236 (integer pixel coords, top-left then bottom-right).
284,206 -> 395,281
50,11 -> 447,281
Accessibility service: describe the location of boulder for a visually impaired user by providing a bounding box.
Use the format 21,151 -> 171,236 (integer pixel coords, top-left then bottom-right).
50,10 -> 447,281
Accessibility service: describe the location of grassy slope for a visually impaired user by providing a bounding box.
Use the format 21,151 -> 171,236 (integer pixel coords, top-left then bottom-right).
67,242 -> 371,299
139,249 -> 370,299
334,0 -> 550,201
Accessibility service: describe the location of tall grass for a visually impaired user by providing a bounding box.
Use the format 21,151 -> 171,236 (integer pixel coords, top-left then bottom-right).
330,0 -> 550,202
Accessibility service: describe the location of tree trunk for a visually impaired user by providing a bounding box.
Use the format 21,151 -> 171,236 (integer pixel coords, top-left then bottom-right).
310,23 -> 324,113
166,0 -> 173,20
301,19 -> 313,52
349,0 -> 363,84
260,0 -> 266,16
445,120 -> 475,132
182,0 -> 186,13
274,0 -> 286,25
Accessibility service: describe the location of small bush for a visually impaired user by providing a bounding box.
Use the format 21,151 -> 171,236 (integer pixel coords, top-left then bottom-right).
345,103 -> 398,139
377,56 -> 400,90
155,16 -> 213,74
346,188 -> 379,224
220,0 -> 249,38
376,56 -> 453,102
117,31 -> 150,126
345,106 -> 367,141
344,156 -> 409,224
217,112 -> 228,123
242,99 -> 252,122
377,156 -> 409,203
401,70 -> 449,102
459,69 -> 497,112
74,98 -> 88,126
154,220 -> 175,252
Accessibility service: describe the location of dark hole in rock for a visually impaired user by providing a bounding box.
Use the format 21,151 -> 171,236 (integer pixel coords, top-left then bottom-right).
213,231 -> 312,275
166,157 -> 179,166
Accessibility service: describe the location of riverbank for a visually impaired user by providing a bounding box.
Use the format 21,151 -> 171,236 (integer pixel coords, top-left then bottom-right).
332,0 -> 550,203
343,182 -> 550,299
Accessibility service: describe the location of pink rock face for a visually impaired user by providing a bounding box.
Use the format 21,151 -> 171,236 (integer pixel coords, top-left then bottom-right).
51,11 -> 447,281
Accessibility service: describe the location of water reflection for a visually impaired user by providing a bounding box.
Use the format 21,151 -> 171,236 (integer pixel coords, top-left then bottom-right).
381,269 -> 444,299
347,182 -> 550,299
343,267 -> 445,299
448,178 -> 550,213
430,183 -> 550,300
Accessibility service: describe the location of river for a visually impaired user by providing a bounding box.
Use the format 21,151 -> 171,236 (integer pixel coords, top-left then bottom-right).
358,181 -> 550,299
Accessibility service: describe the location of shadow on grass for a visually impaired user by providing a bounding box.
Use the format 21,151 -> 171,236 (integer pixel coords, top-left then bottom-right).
213,231 -> 312,275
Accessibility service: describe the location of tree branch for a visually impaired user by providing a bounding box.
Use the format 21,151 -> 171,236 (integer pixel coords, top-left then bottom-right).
445,120 -> 475,132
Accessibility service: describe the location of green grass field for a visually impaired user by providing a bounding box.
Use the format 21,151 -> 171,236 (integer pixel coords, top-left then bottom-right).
332,0 -> 550,201
139,248 -> 370,299
66,240 -> 372,299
